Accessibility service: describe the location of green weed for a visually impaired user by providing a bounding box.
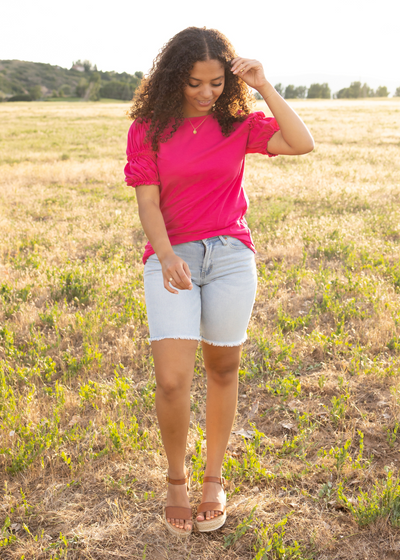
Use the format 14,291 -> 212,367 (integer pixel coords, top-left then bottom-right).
387,336 -> 400,352
138,376 -> 155,410
279,428 -> 313,460
386,423 -> 399,448
63,343 -> 102,379
223,426 -> 274,484
0,517 -> 17,548
318,374 -> 326,389
253,516 -> 303,559
51,267 -> 93,305
191,425 -> 206,484
105,416 -> 149,454
329,393 -> 349,425
338,470 -> 400,527
79,379 -> 105,409
318,481 -> 333,503
224,506 -> 256,548
277,306 -> 313,333
0,283 -> 32,318
266,373 -> 302,401
39,302 -> 63,328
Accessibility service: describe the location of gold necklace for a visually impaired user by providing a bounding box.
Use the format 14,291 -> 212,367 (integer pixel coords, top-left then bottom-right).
188,115 -> 209,134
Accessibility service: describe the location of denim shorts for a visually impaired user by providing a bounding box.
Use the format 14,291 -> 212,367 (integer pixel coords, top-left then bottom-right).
143,236 -> 257,346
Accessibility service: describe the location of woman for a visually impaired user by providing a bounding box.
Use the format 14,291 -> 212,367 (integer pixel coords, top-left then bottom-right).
125,27 -> 314,536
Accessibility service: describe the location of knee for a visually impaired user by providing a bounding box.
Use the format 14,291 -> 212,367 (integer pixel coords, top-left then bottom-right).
156,373 -> 188,400
207,360 -> 238,386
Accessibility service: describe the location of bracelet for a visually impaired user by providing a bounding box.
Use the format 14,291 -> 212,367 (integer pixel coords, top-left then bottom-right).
264,89 -> 278,100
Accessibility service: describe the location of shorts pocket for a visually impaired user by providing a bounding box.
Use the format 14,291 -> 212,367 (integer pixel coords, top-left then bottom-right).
144,254 -> 161,275
226,236 -> 249,250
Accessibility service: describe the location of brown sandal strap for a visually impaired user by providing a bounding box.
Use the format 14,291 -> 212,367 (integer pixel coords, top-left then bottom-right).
166,475 -> 188,485
197,501 -> 226,515
165,506 -> 192,520
203,476 -> 225,487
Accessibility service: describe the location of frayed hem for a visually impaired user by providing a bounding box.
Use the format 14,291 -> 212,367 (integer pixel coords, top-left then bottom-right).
148,336 -> 246,347
149,336 -> 201,343
201,337 -> 246,347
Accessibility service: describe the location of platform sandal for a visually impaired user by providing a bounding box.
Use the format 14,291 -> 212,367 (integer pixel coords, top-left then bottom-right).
195,476 -> 226,532
164,472 -> 193,537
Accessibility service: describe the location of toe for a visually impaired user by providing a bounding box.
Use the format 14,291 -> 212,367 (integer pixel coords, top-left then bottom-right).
206,510 -> 211,520
179,518 -> 184,529
185,520 -> 192,532
196,513 -> 204,522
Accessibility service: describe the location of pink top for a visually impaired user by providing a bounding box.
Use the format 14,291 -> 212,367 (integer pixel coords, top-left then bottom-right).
124,112 -> 280,263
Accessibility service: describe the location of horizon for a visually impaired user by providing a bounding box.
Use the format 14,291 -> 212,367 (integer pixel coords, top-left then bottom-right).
2,58 -> 399,98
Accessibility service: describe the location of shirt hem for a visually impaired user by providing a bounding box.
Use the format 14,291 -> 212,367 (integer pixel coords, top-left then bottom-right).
142,230 -> 256,264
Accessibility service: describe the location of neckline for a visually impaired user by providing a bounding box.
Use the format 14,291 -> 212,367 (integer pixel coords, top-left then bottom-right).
183,112 -> 214,119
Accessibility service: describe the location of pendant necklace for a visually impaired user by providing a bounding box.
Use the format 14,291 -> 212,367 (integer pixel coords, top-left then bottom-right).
188,115 -> 209,134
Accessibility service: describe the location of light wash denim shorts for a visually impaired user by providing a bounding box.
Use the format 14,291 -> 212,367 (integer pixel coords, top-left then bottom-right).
143,236 -> 257,346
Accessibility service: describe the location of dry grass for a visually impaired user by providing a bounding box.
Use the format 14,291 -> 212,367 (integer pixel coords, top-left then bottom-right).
1,98 -> 400,559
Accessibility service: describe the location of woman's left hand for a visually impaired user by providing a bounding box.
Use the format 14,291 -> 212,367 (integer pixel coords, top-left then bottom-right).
231,57 -> 268,91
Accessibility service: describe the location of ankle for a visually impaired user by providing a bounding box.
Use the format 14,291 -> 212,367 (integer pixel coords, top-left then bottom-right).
204,470 -> 223,480
167,467 -> 188,481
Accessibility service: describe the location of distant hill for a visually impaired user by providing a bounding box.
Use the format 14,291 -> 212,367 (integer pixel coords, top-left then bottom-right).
0,59 -> 143,101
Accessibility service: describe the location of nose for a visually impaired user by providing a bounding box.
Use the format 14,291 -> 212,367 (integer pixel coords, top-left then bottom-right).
199,85 -> 213,99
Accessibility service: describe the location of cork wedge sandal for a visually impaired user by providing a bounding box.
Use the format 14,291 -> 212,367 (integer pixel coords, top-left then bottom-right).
195,476 -> 227,532
164,473 -> 193,537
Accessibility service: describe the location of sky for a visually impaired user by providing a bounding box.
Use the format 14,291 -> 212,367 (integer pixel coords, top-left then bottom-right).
2,0 -> 400,94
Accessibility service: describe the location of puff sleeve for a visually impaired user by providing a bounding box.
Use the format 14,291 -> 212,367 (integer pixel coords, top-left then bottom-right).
245,111 -> 280,157
124,120 -> 160,188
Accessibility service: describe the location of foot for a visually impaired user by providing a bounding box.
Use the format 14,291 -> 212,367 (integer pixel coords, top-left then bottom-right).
196,480 -> 226,523
166,481 -> 193,533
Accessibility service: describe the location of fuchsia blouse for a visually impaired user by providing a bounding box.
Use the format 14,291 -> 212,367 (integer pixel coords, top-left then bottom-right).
124,112 -> 280,264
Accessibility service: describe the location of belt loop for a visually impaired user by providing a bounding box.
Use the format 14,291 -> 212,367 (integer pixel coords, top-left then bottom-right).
219,235 -> 228,246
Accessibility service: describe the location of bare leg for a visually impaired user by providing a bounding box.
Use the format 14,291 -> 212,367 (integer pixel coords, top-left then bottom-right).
196,342 -> 241,523
152,339 -> 198,532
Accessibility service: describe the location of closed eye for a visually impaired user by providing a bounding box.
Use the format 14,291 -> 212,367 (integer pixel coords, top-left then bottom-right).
188,83 -> 223,88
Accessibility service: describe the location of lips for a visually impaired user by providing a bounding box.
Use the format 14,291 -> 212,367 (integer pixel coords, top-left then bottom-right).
197,100 -> 212,105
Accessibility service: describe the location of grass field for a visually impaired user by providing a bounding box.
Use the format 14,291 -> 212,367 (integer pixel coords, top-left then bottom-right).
1,98 -> 400,559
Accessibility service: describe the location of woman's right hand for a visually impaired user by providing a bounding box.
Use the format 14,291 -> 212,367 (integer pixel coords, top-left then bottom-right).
160,252 -> 193,294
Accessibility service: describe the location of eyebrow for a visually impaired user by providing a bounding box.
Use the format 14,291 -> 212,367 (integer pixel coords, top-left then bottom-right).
189,75 -> 224,81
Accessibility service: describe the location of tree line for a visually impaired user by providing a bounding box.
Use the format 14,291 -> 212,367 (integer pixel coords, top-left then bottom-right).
255,82 -> 399,100
71,60 -> 143,101
2,59 -> 400,102
335,82 -> 392,98
0,59 -> 143,102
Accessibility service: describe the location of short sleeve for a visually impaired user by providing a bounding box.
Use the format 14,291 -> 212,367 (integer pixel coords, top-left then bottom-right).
124,120 -> 160,188
245,111 -> 280,157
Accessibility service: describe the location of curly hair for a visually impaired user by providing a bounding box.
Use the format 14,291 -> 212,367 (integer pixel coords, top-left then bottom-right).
128,27 -> 255,152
